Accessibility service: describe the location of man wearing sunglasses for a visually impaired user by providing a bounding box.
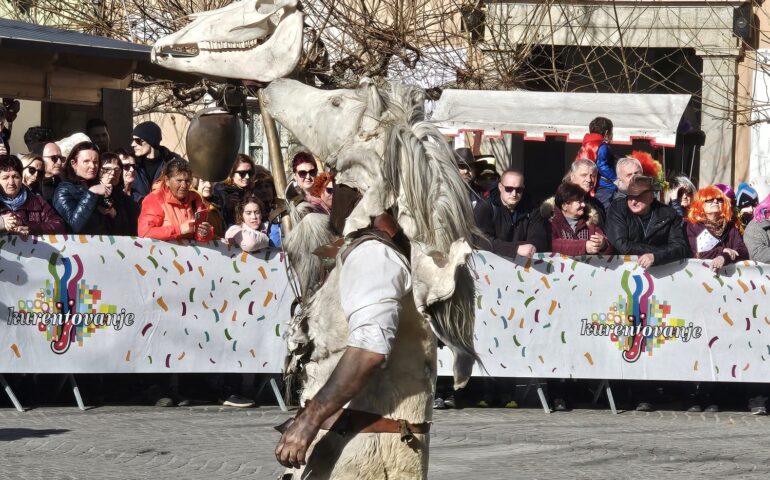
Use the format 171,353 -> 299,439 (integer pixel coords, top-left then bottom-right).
39,141 -> 64,204
475,169 -> 548,259
130,121 -> 183,202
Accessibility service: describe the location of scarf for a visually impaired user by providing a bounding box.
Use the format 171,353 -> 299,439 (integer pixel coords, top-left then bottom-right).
703,217 -> 727,239
0,187 -> 28,212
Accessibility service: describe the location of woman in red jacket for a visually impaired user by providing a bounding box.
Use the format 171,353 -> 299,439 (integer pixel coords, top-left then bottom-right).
0,154 -> 64,236
137,158 -> 214,241
544,182 -> 613,256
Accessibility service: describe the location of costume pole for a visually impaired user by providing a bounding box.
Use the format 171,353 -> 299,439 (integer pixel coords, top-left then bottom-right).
258,88 -> 292,232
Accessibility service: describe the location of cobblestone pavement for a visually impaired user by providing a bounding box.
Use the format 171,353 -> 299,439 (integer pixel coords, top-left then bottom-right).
1,405 -> 769,479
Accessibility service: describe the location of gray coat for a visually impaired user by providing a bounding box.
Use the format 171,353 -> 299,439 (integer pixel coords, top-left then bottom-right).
744,219 -> 770,263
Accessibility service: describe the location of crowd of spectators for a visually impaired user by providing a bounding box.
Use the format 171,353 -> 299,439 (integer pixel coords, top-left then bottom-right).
5,113 -> 770,415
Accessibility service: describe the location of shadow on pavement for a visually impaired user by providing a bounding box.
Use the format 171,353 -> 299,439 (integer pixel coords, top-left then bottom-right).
0,428 -> 69,441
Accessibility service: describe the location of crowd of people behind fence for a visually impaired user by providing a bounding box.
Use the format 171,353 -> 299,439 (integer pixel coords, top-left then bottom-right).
3,115 -> 770,413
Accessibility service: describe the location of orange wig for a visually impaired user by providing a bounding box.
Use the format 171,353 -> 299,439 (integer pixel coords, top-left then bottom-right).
687,185 -> 733,224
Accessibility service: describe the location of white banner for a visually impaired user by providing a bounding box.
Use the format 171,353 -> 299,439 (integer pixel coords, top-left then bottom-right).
2,236 -> 769,382
439,252 -> 770,382
0,235 -> 292,373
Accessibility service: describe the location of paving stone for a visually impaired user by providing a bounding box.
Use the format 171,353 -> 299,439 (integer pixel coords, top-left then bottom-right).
0,406 -> 768,479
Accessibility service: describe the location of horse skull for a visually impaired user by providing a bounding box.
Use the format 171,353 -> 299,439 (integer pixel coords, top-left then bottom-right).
151,0 -> 303,82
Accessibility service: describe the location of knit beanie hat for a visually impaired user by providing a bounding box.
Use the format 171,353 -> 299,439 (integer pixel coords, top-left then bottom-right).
736,182 -> 759,209
132,121 -> 162,149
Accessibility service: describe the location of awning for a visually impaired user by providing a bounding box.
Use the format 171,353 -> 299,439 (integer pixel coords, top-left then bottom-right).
0,18 -> 201,104
432,89 -> 692,147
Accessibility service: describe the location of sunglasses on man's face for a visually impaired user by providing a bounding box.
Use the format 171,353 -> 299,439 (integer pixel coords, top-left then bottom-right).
502,186 -> 524,194
121,164 -> 136,172
296,169 -> 317,179
234,170 -> 253,179
26,166 -> 43,176
44,155 -> 65,163
131,137 -> 146,146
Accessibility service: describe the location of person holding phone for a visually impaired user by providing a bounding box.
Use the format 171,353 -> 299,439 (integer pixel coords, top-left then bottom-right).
137,158 -> 214,241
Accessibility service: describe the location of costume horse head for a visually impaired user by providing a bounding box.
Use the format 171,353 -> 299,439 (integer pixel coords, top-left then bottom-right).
265,78 -> 480,387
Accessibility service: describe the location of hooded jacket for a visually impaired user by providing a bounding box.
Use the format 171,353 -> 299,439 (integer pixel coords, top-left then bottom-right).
606,199 -> 689,264
540,197 -> 613,256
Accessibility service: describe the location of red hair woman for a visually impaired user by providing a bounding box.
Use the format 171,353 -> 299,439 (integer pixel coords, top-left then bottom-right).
685,185 -> 748,271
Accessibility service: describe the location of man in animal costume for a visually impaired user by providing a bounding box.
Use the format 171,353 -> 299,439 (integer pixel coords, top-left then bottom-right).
268,78 -> 479,479
150,5 -> 478,474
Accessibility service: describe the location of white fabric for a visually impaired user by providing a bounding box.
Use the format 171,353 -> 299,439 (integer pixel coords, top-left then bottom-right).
224,224 -> 269,253
696,229 -> 721,254
433,89 -> 691,147
340,241 -> 411,356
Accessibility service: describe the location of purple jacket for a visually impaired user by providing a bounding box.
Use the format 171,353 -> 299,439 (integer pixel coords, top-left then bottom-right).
0,189 -> 65,235
685,221 -> 748,263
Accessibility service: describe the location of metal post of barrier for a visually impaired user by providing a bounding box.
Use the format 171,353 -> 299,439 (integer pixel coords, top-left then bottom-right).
524,378 -> 551,414
0,374 -> 23,412
68,374 -> 85,411
592,379 -> 617,414
270,378 -> 288,412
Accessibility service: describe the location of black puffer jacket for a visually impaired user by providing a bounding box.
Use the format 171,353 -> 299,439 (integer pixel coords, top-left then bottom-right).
212,182 -> 253,227
606,198 -> 689,264
131,146 -> 183,203
52,180 -> 107,234
475,194 -> 549,258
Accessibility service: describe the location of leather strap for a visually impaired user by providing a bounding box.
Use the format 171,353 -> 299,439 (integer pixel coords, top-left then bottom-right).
299,401 -> 431,437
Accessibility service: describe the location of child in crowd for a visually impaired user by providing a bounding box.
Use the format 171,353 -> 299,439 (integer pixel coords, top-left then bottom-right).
224,194 -> 270,252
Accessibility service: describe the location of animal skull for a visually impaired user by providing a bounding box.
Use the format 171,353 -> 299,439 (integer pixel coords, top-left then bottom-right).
151,0 -> 303,82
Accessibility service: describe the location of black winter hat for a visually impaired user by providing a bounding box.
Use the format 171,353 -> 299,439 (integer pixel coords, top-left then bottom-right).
132,121 -> 162,149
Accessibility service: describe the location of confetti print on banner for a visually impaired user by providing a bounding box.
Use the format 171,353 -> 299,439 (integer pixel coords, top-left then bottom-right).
263,291 -> 275,307
10,344 -> 20,358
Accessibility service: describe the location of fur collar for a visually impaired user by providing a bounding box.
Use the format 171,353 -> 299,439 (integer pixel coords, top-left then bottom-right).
540,196 -> 600,225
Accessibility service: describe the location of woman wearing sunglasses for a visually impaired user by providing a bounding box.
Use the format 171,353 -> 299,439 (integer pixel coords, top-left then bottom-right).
213,154 -> 257,226
115,148 -> 138,199
0,154 -> 64,236
98,152 -> 140,236
685,185 -> 748,272
18,153 -> 45,193
53,142 -> 112,234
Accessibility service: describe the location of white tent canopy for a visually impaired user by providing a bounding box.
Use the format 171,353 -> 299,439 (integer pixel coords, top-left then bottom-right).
432,90 -> 692,147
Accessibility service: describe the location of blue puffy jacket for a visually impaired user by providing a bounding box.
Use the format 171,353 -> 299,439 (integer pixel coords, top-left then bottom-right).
53,180 -> 107,234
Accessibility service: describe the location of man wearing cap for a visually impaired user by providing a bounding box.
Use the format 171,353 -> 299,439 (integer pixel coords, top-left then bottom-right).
131,121 -> 183,202
606,174 -> 689,269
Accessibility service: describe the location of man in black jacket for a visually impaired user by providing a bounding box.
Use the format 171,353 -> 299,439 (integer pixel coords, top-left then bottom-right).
606,174 -> 689,269
130,121 -> 183,202
475,169 -> 548,258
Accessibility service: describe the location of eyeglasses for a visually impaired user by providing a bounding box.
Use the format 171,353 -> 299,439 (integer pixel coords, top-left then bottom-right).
131,137 -> 146,146
121,164 -> 136,172
101,166 -> 118,174
25,166 -> 43,176
502,186 -> 524,194
44,155 -> 65,163
704,198 -> 724,205
234,170 -> 253,179
325,187 -> 334,194
296,169 -> 317,179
